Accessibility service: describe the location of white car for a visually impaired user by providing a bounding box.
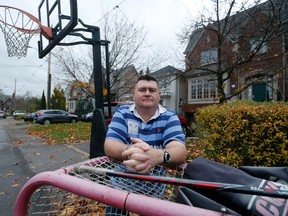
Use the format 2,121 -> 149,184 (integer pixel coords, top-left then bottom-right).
13,110 -> 26,117
0,110 -> 6,119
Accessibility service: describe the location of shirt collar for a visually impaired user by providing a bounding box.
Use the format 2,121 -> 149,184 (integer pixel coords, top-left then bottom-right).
129,104 -> 167,120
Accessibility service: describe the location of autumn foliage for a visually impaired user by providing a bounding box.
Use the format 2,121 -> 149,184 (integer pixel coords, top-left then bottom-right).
27,123 -> 91,145
193,101 -> 288,167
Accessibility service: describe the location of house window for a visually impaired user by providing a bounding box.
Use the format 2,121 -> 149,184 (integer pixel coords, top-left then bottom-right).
203,80 -> 209,98
158,77 -> 170,89
190,78 -> 218,100
250,38 -> 267,54
201,49 -> 217,64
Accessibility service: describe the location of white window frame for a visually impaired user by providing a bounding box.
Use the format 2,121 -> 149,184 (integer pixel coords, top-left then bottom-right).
250,38 -> 267,54
188,77 -> 218,102
201,49 -> 217,64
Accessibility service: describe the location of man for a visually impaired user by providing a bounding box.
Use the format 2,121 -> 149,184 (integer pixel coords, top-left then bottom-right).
104,74 -> 187,173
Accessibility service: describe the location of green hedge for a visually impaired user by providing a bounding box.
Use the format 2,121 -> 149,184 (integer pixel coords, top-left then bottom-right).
193,101 -> 288,167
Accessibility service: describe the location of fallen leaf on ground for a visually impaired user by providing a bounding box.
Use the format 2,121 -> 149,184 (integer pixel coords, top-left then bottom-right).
13,141 -> 23,145
49,155 -> 56,160
6,171 -> 14,177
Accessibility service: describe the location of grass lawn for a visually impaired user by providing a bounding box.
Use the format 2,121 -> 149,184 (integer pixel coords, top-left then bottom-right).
27,122 -> 92,145
26,122 -> 205,161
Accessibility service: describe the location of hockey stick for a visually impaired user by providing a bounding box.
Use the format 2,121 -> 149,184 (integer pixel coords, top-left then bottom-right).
73,164 -> 288,199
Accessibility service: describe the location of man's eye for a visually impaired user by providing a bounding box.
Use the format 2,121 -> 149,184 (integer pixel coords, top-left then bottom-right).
149,89 -> 156,92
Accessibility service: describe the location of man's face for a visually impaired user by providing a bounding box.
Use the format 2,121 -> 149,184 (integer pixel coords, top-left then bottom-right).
133,80 -> 160,109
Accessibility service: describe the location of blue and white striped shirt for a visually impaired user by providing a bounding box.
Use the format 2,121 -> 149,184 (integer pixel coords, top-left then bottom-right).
106,104 -> 185,148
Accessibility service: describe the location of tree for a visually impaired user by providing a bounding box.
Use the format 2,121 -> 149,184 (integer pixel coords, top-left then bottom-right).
51,87 -> 66,110
179,0 -> 288,103
86,98 -> 94,113
75,97 -> 85,117
40,90 -> 46,109
53,9 -> 161,101
0,88 -> 5,102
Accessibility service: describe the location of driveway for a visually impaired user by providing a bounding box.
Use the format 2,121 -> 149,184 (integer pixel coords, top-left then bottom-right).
0,118 -> 90,215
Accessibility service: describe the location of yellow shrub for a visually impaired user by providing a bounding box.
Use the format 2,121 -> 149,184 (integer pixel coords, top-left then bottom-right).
193,101 -> 288,167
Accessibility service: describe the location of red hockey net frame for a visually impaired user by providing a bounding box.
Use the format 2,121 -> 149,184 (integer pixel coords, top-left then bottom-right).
0,5 -> 52,59
14,156 -> 220,216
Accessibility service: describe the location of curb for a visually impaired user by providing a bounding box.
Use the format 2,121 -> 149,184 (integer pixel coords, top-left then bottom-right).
65,144 -> 90,158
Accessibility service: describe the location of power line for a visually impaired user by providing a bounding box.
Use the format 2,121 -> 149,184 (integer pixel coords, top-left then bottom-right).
115,6 -> 168,66
93,0 -> 127,25
0,65 -> 42,68
16,59 -> 48,94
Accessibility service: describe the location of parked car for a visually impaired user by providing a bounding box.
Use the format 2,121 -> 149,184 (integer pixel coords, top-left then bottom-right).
81,112 -> 93,122
0,110 -> 6,119
13,110 -> 26,119
178,116 -> 190,137
34,109 -> 79,125
24,112 -> 36,122
81,101 -> 134,122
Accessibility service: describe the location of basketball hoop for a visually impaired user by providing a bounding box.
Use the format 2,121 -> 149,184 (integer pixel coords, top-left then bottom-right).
0,5 -> 52,59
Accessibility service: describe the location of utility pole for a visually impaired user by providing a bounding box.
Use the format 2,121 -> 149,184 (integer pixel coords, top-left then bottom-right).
13,78 -> 16,100
47,52 -> 51,109
12,78 -> 16,111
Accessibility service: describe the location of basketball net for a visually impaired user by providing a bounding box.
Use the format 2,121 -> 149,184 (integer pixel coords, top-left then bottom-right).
0,6 -> 41,59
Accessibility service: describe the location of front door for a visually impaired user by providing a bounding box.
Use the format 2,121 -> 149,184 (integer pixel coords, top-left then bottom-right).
252,83 -> 266,102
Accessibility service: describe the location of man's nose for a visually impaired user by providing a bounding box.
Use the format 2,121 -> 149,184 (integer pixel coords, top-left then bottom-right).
144,89 -> 151,95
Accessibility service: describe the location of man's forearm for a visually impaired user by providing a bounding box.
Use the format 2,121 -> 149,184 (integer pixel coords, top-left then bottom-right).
104,139 -> 129,161
165,141 -> 187,165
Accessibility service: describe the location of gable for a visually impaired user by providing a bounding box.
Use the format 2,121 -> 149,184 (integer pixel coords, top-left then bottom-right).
151,65 -> 181,77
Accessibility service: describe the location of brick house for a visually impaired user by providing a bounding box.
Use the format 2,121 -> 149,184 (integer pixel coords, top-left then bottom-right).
183,0 -> 288,120
150,65 -> 186,115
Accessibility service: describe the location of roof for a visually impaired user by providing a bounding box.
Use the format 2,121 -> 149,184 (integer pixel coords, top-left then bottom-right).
150,65 -> 181,77
2,96 -> 13,104
184,28 -> 203,54
184,0 -> 288,53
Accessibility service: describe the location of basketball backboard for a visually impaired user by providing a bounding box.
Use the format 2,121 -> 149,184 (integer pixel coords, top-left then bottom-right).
38,0 -> 78,58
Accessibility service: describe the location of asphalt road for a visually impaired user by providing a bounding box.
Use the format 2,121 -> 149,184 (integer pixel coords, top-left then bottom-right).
0,118 -> 90,215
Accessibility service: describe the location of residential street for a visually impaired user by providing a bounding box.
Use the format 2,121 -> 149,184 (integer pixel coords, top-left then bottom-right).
0,118 -> 90,215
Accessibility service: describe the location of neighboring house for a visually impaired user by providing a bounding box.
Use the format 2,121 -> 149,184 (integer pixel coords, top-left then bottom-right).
151,65 -> 186,115
110,65 -> 139,101
183,0 -> 288,120
0,97 -> 14,115
65,81 -> 91,113
65,65 -> 138,112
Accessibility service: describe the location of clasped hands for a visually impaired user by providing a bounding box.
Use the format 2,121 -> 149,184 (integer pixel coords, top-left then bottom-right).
122,137 -> 160,174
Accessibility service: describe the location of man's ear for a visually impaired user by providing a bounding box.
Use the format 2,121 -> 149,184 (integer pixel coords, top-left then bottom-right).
132,90 -> 135,99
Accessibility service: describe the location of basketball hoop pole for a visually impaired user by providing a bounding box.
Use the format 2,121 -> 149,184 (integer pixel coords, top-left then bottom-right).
36,0 -> 109,158
90,26 -> 105,158
58,18 -> 108,158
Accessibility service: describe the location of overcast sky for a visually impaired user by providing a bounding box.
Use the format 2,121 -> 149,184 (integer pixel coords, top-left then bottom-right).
0,0 -> 207,97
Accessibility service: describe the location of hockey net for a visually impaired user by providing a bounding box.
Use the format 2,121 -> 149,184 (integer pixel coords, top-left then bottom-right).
26,156 -> 185,216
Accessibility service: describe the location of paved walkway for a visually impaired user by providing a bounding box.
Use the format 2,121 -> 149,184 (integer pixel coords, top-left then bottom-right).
6,120 -> 91,173
0,118 -> 92,215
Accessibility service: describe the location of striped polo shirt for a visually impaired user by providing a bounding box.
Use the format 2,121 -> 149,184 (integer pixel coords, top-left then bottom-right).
106,104 -> 185,148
